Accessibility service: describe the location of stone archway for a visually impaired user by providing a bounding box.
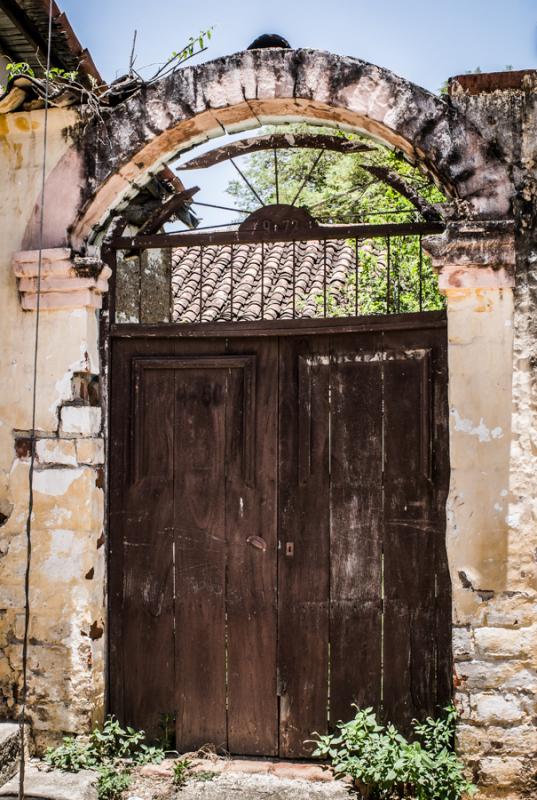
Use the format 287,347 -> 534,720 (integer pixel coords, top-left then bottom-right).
21,48 -> 513,252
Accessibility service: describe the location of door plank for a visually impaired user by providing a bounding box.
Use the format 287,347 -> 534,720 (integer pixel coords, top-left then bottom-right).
174,366 -> 228,751
329,336 -> 383,727
278,337 -> 330,757
382,344 -> 438,732
225,339 -> 279,755
110,354 -> 175,739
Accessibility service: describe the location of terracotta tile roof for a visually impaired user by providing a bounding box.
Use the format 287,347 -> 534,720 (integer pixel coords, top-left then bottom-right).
172,239 -> 357,323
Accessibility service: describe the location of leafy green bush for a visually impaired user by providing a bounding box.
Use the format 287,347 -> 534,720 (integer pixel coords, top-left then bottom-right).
45,716 -> 165,800
311,706 -> 475,800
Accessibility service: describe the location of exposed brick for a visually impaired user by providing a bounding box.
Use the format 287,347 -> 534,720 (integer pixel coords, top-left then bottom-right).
76,438 -> 104,465
36,438 -> 77,467
60,406 -> 101,436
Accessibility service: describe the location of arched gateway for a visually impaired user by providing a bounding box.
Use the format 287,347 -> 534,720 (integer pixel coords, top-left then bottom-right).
5,43 -> 531,795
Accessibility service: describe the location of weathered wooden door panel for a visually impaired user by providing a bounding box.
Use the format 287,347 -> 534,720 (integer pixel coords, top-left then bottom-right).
329,336 -> 384,728
109,357 -> 176,738
174,363 -> 228,751
109,318 -> 450,756
278,337 -> 330,758
382,331 -> 451,729
225,339 -> 279,756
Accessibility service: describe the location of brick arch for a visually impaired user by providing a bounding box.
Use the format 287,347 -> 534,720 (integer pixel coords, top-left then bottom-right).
69,48 -> 512,249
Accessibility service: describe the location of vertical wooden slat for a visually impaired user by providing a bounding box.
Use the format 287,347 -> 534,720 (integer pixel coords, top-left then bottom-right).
329,336 -> 383,727
431,332 -> 452,709
174,366 -> 227,751
382,343 -> 438,732
225,339 -> 279,755
278,336 -> 330,757
109,348 -> 175,739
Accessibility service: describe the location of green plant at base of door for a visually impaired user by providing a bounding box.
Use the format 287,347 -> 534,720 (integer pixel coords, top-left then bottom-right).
44,715 -> 165,800
310,705 -> 475,800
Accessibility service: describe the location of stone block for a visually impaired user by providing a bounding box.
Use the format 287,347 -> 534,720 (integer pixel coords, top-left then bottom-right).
0,762 -> 97,799
456,661 -> 537,692
76,439 -> 105,465
453,626 -> 475,660
474,626 -> 535,659
478,756 -> 525,788
60,407 -> 101,436
484,594 -> 537,628
471,693 -> 525,725
457,723 -> 537,756
35,438 -> 77,467
0,723 -> 20,786
21,289 -> 103,311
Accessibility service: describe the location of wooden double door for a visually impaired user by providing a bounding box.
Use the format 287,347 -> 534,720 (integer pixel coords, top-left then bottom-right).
109,315 -> 451,757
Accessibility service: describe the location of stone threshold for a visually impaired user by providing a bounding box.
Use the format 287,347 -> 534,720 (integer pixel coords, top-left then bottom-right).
141,756 -> 340,783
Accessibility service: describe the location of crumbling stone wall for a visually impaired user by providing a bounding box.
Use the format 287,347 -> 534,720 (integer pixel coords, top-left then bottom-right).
0,110 -> 105,750
443,73 -> 537,798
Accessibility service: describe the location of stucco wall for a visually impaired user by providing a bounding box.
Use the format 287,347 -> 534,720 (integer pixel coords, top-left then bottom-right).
0,109 -> 105,748
447,287 -> 537,795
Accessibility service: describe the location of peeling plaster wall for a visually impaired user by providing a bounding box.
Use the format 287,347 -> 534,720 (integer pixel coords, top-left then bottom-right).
445,79 -> 537,798
0,53 -> 536,800
0,109 -> 105,749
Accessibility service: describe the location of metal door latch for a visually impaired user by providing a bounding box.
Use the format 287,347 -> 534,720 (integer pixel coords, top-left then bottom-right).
246,535 -> 267,551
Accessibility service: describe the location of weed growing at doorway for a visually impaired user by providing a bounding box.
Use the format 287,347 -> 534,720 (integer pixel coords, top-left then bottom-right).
311,705 -> 475,800
172,758 -> 192,787
45,716 -> 165,799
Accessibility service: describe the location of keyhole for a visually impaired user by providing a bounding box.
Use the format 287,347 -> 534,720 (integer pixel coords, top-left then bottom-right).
285,542 -> 294,557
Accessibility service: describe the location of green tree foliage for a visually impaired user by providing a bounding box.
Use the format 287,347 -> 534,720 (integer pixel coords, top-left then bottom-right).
226,126 -> 446,314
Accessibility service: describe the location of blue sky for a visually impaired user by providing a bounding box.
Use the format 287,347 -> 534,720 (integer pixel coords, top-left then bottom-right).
60,0 -> 537,227
62,0 -> 536,91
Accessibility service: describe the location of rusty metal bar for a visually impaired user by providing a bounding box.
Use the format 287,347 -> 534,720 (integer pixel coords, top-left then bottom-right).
230,157 -> 265,207
291,150 -> 324,207
192,200 -> 252,215
323,239 -> 328,319
230,245 -> 235,322
261,241 -> 265,320
292,240 -> 296,319
137,253 -> 142,323
112,222 -> 444,251
199,246 -> 203,323
394,237 -> 400,314
419,234 -> 423,312
274,149 -> 280,205
176,133 -> 374,170
354,238 -> 359,317
386,236 -> 391,314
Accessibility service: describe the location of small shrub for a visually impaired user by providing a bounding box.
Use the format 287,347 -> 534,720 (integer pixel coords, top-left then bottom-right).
96,766 -> 131,800
44,736 -> 97,772
172,758 -> 192,787
311,705 -> 475,800
45,716 -> 165,800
